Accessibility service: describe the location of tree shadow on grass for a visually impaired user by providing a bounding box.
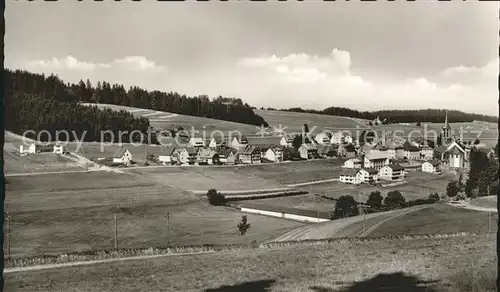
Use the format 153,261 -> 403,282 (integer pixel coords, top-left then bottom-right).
205,279 -> 276,292
310,272 -> 439,292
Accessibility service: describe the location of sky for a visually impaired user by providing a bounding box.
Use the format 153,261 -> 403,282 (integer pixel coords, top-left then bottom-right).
5,2 -> 499,116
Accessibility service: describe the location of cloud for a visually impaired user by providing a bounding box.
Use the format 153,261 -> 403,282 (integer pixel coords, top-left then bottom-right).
236,50 -> 497,115
27,55 -> 165,72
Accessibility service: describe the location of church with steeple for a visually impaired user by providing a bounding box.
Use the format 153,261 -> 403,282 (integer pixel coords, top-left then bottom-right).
441,110 -> 452,145
435,110 -> 469,169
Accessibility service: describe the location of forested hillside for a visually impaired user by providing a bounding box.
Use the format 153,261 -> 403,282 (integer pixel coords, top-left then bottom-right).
267,107 -> 498,124
5,69 -> 268,128
5,70 -> 150,142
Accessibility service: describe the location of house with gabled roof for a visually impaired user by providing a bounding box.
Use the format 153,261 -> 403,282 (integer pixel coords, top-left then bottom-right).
314,132 -> 331,145
113,147 -> 132,165
197,148 -> 219,165
317,144 -> 337,158
230,135 -> 248,150
158,146 -> 177,165
218,147 -> 237,165
435,141 -> 467,168
264,146 -> 284,162
339,169 -> 362,185
330,131 -> 344,145
379,164 -> 406,181
358,168 -> 379,184
185,147 -> 199,164
422,160 -> 441,174
403,141 -> 421,160
237,145 -> 261,164
172,148 -> 189,165
280,135 -> 294,148
207,136 -> 227,149
343,158 -> 363,169
362,153 -> 390,170
298,143 -> 319,160
187,137 -> 206,148
337,143 -> 356,158
420,145 -> 434,160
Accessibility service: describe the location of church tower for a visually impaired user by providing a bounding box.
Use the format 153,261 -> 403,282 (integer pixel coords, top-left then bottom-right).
442,110 -> 452,144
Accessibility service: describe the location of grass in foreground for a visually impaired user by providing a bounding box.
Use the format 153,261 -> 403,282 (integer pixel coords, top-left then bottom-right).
5,233 -> 495,292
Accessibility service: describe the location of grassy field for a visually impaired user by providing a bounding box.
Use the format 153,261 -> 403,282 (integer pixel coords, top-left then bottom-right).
470,196 -> 497,209
4,151 -> 85,174
5,171 -> 304,258
301,171 -> 456,202
367,203 -> 498,237
242,194 -> 336,212
5,233 -> 495,292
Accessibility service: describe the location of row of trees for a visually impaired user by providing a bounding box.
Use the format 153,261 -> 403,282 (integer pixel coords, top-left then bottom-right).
6,69 -> 269,127
5,93 -> 150,143
278,107 -> 497,124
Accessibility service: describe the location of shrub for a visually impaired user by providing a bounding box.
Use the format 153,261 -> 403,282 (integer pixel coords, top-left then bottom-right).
383,191 -> 406,209
428,193 -> 440,202
206,189 -> 226,206
366,191 -> 383,210
237,215 -> 251,236
446,181 -> 459,198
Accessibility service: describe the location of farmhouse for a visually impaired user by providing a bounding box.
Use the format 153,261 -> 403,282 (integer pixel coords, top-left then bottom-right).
317,144 -> 337,158
344,135 -> 354,144
337,143 -> 356,158
298,143 -> 319,160
379,164 -> 406,181
264,146 -> 284,162
172,148 -> 189,164
158,147 -> 176,165
314,132 -> 331,145
422,160 -> 441,174
358,168 -> 379,184
280,135 -> 294,148
197,148 -> 219,165
187,137 -> 206,148
186,147 -> 199,164
231,136 -> 249,150
239,202 -> 331,223
218,147 -> 237,165
343,158 -> 362,169
19,143 -> 37,154
362,153 -> 390,170
403,142 -> 421,160
207,136 -> 226,149
237,145 -> 261,164
330,132 -> 344,145
113,148 -> 132,165
420,145 -> 434,160
339,169 -> 362,185
53,143 -> 66,154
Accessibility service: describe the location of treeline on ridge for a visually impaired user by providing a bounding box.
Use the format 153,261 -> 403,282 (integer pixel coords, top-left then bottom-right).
263,107 -> 498,124
6,69 -> 269,129
5,70 -> 150,142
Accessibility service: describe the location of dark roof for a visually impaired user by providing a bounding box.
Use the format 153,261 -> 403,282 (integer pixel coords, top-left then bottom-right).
344,144 -> 356,152
218,147 -> 237,157
385,164 -> 405,171
185,147 -> 198,155
403,142 -> 420,152
434,145 -> 448,154
340,169 -> 360,177
239,202 -> 332,220
318,144 -> 337,155
362,168 -> 378,174
238,145 -> 258,155
198,148 -> 217,159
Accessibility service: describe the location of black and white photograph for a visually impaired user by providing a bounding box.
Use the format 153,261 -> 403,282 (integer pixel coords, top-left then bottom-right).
2,1 -> 499,291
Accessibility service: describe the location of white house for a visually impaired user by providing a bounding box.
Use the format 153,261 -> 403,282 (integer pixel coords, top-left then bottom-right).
298,143 -> 318,160
237,145 -> 261,164
20,143 -> 37,154
158,147 -> 176,165
231,136 -> 248,150
339,169 -> 362,185
358,168 -> 379,184
378,164 -> 406,181
403,142 -> 420,160
330,132 -> 344,145
314,132 -> 331,145
187,137 -> 205,148
344,135 -> 353,144
435,141 -> 467,168
420,145 -> 434,160
264,147 -> 284,162
343,158 -> 363,169
208,136 -> 225,149
113,148 -> 132,165
53,143 -> 65,154
172,148 -> 189,164
422,160 -> 441,174
280,135 -> 294,148
362,153 -> 390,170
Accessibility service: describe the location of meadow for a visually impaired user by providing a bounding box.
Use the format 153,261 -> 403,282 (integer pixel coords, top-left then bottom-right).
5,233 -> 495,292
5,171 -> 304,258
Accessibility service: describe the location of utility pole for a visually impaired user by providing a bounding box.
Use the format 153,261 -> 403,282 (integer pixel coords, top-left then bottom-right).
488,212 -> 491,233
114,213 -> 118,250
6,212 -> 11,260
166,212 -> 170,246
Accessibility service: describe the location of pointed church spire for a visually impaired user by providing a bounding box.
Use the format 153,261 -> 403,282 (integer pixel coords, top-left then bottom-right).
444,110 -> 449,129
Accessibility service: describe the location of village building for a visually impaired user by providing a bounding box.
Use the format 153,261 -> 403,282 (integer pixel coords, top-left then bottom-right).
357,144 -> 373,156
358,168 -> 379,184
330,132 -> 346,145
197,148 -> 219,165
218,147 -> 237,165
247,136 -> 282,149
420,145 -> 434,160
280,135 -> 294,148
237,145 -> 261,164
378,164 -> 406,181
172,148 -> 189,164
20,143 -> 37,154
371,143 -> 389,156
113,148 -> 132,165
53,143 -> 66,154
344,135 -> 354,144
207,136 -> 226,149
317,144 -> 337,158
339,169 -> 362,185
337,143 -> 356,158
422,160 -> 441,174
298,143 -> 319,160
314,132 -> 331,145
343,157 -> 363,169
403,142 -> 421,160
185,147 -> 199,164
158,147 -> 176,165
362,153 -> 390,170
441,110 -> 453,145
434,141 -> 467,169
230,136 -> 249,150
264,146 -> 284,162
187,137 -> 206,148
